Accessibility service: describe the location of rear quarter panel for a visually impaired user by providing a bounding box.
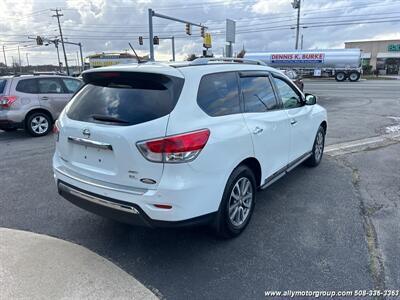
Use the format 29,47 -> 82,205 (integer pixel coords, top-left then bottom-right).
164,69 -> 255,213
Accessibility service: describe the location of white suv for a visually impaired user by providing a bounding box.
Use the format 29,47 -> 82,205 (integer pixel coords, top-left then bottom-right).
53,59 -> 327,237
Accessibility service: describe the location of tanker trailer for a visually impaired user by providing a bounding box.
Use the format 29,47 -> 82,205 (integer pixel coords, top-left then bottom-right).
245,49 -> 362,81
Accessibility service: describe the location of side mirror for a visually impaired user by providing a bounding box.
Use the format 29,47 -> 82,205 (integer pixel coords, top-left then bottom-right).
305,93 -> 317,105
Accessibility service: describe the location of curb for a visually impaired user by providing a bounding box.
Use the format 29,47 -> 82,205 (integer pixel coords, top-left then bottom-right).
0,228 -> 158,300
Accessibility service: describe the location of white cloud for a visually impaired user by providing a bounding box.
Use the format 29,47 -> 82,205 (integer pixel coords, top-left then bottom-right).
251,0 -> 289,14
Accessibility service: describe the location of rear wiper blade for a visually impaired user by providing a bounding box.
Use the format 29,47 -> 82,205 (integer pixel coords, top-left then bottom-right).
91,114 -> 130,124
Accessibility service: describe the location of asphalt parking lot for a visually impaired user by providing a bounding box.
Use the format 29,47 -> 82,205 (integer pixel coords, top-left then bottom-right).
1,80 -> 399,299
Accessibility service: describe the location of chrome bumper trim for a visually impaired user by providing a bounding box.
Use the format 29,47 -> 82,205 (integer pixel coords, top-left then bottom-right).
68,136 -> 113,150
54,166 -> 147,196
59,182 -> 139,214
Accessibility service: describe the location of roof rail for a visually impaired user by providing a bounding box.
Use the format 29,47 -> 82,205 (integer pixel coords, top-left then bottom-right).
190,57 -> 267,66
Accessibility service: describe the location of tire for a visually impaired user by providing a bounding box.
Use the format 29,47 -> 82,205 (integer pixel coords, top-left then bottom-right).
25,112 -> 52,137
335,72 -> 346,82
348,71 -> 360,82
214,165 -> 256,238
305,126 -> 325,167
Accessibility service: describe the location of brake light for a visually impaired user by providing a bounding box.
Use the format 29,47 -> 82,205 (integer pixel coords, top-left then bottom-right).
53,120 -> 60,141
154,204 -> 172,209
0,96 -> 17,108
137,129 -> 210,163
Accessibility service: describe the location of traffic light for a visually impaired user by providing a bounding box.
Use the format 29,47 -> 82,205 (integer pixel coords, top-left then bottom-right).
36,36 -> 43,46
200,26 -> 205,38
185,23 -> 191,35
139,36 -> 143,45
153,36 -> 159,45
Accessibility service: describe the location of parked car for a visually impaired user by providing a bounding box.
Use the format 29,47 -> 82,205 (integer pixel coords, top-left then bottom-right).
53,59 -> 327,238
0,74 -> 82,136
282,69 -> 304,91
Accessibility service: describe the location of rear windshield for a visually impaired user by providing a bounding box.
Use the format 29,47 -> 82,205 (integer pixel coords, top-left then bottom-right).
0,79 -> 7,93
66,72 -> 184,126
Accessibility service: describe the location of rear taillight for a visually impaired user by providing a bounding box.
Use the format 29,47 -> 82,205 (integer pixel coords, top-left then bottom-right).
53,120 -> 60,141
0,96 -> 17,108
137,129 -> 210,163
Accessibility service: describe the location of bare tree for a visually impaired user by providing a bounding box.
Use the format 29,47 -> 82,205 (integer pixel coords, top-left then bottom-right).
237,49 -> 246,58
186,54 -> 198,61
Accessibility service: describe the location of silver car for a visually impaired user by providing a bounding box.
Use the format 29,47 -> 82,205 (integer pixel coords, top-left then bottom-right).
0,74 -> 82,137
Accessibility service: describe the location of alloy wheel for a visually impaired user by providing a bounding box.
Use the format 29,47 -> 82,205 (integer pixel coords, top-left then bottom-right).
228,177 -> 253,227
31,116 -> 49,134
314,131 -> 324,161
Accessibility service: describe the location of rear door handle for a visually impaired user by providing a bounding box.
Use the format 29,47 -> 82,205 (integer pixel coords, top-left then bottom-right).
290,119 -> 297,125
41,96 -> 49,100
253,127 -> 263,135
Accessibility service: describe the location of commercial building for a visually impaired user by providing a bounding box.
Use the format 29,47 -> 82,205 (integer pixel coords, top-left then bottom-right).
87,52 -> 138,68
345,39 -> 400,75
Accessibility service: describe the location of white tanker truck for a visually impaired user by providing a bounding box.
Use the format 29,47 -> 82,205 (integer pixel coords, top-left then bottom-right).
245,49 -> 362,82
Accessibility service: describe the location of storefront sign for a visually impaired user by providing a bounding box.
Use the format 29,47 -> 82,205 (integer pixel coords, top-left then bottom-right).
388,44 -> 400,52
270,53 -> 325,64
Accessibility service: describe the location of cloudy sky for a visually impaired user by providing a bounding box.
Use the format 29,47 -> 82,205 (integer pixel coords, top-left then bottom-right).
1,0 -> 399,66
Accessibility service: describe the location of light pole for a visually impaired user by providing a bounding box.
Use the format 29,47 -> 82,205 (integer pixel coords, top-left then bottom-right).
147,9 -> 207,61
300,26 -> 308,50
2,45 -> 7,67
17,46 -> 22,73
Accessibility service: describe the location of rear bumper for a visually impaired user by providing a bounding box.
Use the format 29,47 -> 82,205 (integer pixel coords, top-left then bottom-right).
0,110 -> 25,127
57,180 -> 215,228
0,118 -> 23,130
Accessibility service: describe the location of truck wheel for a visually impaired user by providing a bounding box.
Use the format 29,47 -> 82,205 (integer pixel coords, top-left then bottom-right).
335,72 -> 346,82
348,71 -> 360,82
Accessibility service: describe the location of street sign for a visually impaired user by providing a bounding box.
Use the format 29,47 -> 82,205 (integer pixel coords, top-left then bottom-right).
226,19 -> 235,43
203,33 -> 212,49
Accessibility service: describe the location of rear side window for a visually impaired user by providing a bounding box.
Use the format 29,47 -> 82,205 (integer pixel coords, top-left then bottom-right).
240,76 -> 278,112
38,78 -> 64,94
197,72 -> 240,117
0,79 -> 7,93
16,79 -> 38,94
62,78 -> 82,93
67,72 -> 184,126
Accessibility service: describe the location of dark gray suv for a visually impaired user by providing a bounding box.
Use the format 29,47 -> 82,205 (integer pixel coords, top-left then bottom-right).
0,74 -> 82,136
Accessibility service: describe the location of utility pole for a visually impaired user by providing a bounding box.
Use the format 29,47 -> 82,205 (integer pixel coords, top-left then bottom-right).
17,46 -> 22,73
26,53 -> 29,67
79,42 -> 84,71
52,9 -> 69,75
54,40 -> 62,73
2,45 -> 7,67
76,51 -> 80,73
292,0 -> 301,50
171,36 -> 175,61
301,34 -> 304,50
